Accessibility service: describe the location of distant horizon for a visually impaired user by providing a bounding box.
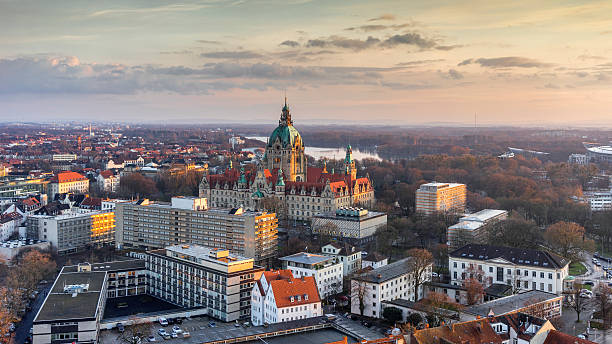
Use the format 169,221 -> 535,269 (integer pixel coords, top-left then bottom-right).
1,1 -> 612,125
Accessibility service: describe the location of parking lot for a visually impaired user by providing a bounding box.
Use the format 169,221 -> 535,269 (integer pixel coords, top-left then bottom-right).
100,314 -> 381,344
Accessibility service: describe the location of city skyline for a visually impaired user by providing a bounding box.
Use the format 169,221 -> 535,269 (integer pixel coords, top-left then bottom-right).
2,0 -> 612,126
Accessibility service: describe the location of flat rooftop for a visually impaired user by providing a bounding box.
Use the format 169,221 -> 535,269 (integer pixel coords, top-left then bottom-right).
35,270 -> 107,322
465,290 -> 561,317
62,259 -> 145,273
279,252 -> 335,265
163,245 -> 253,265
313,210 -> 386,222
459,209 -> 507,222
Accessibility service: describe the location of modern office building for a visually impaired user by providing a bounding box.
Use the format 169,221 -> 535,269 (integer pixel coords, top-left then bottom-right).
52,154 -> 78,162
350,258 -> 432,318
311,207 -> 387,245
447,209 -> 507,249
116,197 -> 278,266
33,260 -> 146,344
415,182 -> 466,215
27,210 -> 116,254
145,244 -> 264,322
279,252 -> 343,298
48,171 -> 89,199
250,269 -> 322,326
568,153 -> 588,165
449,244 -> 570,295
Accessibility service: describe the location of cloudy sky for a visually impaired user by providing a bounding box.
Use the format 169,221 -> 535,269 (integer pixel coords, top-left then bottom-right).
1,0 -> 612,126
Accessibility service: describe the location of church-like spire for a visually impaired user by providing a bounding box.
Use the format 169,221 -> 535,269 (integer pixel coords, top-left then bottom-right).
280,97 -> 293,127
322,160 -> 328,174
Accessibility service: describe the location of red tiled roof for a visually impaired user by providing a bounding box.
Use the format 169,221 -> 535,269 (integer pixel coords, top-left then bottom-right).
270,275 -> 321,308
542,330 -> 596,344
50,171 -> 87,183
21,197 -> 40,206
81,197 -> 102,207
99,170 -> 114,178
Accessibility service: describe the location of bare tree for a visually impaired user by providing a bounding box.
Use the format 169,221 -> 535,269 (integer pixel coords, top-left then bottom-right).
351,279 -> 369,316
0,288 -> 17,344
406,248 -> 433,302
567,282 -> 589,322
116,317 -> 153,344
595,284 -> 612,328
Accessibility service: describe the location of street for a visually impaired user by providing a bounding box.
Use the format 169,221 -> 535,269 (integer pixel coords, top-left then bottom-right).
13,283 -> 52,344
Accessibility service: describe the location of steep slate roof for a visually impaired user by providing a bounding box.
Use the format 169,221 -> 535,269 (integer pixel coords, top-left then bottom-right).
450,244 -> 569,269
99,170 -> 114,178
353,258 -> 414,284
412,317 -> 503,344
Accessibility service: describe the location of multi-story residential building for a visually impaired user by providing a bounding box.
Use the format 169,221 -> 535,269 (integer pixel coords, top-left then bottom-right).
447,209 -> 507,249
199,100 -> 375,223
0,211 -> 22,241
415,182 -> 466,215
115,197 -> 278,266
145,244 -> 264,322
449,244 -> 569,295
584,190 -> 612,212
350,258 -> 432,318
280,252 -> 343,298
27,210 -> 115,253
321,242 -> 362,276
311,207 -> 387,245
48,171 -> 89,199
52,154 -> 78,162
361,252 -> 388,270
568,153 -> 589,165
96,170 -> 119,193
251,269 -> 322,326
33,260 -> 145,344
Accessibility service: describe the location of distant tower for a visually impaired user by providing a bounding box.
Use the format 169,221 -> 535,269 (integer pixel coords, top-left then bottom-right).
263,98 -> 306,182
344,145 -> 357,179
77,135 -> 82,151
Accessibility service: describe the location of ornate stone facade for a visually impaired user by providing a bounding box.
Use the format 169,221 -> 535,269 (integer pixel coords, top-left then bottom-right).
199,100 -> 375,222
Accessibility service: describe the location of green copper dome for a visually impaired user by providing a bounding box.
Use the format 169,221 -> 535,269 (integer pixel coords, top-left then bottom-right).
268,125 -> 302,148
267,98 -> 302,148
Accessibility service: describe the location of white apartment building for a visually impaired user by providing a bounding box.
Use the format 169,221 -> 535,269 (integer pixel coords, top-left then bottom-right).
361,252 -> 388,270
321,242 -> 362,276
251,269 -> 322,326
447,209 -> 507,249
449,244 -> 570,295
584,191 -> 612,212
52,154 -> 78,162
96,170 -> 120,193
568,153 -> 589,165
279,252 -> 343,299
350,258 -> 432,318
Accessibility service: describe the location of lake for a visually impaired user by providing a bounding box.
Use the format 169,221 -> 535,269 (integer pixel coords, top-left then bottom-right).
245,136 -> 381,161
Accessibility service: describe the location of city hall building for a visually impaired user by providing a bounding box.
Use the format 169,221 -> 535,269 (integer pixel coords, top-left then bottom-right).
199,99 -> 375,223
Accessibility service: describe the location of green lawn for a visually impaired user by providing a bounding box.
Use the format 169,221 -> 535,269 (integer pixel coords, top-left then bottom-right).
569,261 -> 587,276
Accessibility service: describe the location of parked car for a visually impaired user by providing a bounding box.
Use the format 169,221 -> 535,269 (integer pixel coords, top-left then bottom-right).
158,317 -> 168,326
182,332 -> 191,338
147,335 -> 156,342
175,318 -> 183,324
583,280 -> 595,286
208,321 -> 216,328
234,322 -> 241,327
172,325 -> 182,334
158,329 -> 168,336
117,323 -> 125,333
243,322 -> 251,327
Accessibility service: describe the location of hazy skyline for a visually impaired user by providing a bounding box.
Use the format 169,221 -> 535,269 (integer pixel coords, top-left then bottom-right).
1,0 -> 612,126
